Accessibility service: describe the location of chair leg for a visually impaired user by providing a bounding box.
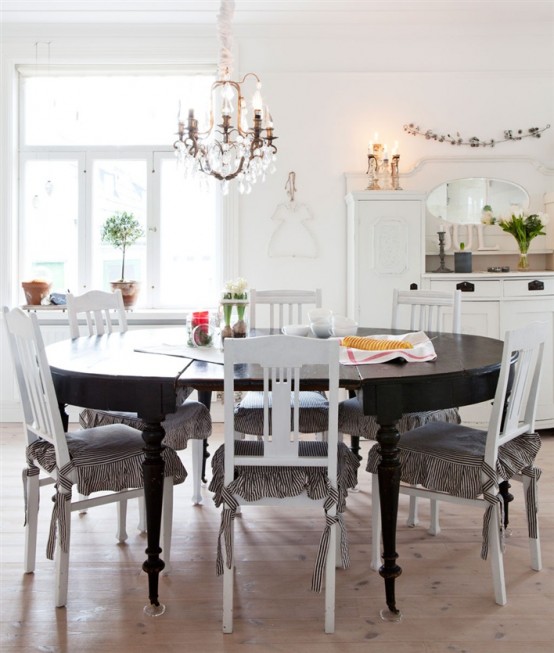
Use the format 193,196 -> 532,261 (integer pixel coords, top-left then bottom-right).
324,508 -> 337,634
54,496 -> 71,608
429,500 -> 441,536
222,506 -> 235,634
116,499 -> 128,542
488,504 -> 507,606
191,439 -> 204,505
522,473 -> 542,571
370,474 -> 382,571
78,492 -> 88,514
407,493 -> 419,527
23,472 -> 40,573
160,477 -> 173,575
137,496 -> 146,533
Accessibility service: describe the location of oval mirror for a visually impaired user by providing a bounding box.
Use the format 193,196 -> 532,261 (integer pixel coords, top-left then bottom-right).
426,177 -> 529,224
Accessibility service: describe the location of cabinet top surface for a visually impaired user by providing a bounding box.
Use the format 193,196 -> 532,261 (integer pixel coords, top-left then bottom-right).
423,271 -> 554,279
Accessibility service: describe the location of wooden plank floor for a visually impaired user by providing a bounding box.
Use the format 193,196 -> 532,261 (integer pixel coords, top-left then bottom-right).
1,422 -> 553,652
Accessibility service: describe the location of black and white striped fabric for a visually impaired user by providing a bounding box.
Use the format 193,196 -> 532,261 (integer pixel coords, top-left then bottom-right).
209,439 -> 360,592
366,422 -> 541,558
79,398 -> 211,451
234,390 -> 331,436
25,424 -> 187,559
338,397 -> 461,439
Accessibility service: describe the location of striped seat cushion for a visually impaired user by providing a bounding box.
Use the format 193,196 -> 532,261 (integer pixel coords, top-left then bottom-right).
79,399 -> 212,451
366,422 -> 541,558
338,396 -> 461,439
26,423 -> 187,558
209,439 -> 359,509
234,391 -> 330,435
209,438 -> 360,592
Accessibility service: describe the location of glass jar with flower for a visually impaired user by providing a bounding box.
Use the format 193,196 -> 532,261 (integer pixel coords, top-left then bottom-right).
221,277 -> 249,340
498,212 -> 547,271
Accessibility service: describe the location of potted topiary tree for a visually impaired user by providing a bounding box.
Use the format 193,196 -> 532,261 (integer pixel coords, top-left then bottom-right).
101,211 -> 145,307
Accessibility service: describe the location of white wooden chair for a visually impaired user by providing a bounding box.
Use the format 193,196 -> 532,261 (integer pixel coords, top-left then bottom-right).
66,289 -> 211,506
368,321 -> 546,605
209,335 -> 359,633
249,288 -> 322,328
3,306 -> 187,607
338,288 -> 462,510
233,289 -> 331,439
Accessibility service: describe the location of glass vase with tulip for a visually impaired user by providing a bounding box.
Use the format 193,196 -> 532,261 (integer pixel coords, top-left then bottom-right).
498,212 -> 547,271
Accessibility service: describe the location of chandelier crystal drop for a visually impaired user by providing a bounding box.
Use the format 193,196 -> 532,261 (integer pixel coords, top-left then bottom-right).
173,0 -> 277,194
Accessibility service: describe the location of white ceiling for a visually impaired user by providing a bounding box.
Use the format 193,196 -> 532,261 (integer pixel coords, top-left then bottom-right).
1,1 -> 552,26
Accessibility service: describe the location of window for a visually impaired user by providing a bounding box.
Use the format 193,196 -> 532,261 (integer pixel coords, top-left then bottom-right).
19,68 -> 223,309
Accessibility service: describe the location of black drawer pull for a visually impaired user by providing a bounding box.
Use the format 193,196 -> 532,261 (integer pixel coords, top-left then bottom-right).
409,282 -> 418,290
528,280 -> 544,291
456,281 -> 475,292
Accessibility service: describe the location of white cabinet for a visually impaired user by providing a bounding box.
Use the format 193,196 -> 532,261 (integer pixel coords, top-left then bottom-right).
424,272 -> 554,429
346,191 -> 426,327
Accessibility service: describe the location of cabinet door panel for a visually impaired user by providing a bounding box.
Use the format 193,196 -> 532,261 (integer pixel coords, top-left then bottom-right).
500,300 -> 554,427
459,301 -> 500,337
354,199 -> 423,327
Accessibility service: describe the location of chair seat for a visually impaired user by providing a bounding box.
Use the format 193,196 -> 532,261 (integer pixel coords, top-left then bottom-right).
79,399 -> 211,451
234,391 -> 330,435
26,424 -> 187,558
209,439 -> 359,507
338,397 -> 461,439
366,421 -> 542,557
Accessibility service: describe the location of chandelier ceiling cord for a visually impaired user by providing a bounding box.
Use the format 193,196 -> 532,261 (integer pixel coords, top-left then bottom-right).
174,0 -> 277,194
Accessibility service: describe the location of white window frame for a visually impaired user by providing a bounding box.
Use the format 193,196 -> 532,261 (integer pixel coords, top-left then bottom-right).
15,64 -> 238,310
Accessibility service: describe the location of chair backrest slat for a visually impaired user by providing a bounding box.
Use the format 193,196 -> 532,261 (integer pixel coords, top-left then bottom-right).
250,289 -> 322,329
3,307 -> 71,466
392,289 -> 462,334
67,289 -> 127,338
223,335 -> 339,482
484,321 -> 547,466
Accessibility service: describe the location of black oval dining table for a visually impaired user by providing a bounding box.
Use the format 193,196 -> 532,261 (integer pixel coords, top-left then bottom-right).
46,326 -> 505,618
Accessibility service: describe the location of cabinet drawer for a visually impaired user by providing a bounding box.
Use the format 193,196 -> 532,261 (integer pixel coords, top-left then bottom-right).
503,277 -> 554,297
429,279 -> 501,298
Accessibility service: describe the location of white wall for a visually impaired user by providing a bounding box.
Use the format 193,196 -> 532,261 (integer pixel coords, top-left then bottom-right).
1,8 -> 553,421
1,13 -> 553,315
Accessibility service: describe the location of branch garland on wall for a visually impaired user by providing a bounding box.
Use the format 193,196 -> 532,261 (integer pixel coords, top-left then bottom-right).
403,123 -> 550,148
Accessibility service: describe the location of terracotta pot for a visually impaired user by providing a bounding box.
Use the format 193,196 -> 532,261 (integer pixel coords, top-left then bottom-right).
110,281 -> 140,307
21,280 -> 52,305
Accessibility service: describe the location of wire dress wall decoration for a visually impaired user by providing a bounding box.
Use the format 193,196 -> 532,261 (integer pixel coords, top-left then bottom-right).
268,172 -> 318,258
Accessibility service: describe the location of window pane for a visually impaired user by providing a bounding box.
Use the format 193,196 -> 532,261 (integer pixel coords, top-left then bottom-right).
22,74 -> 214,146
92,160 -> 147,296
21,159 -> 79,293
160,159 -> 219,308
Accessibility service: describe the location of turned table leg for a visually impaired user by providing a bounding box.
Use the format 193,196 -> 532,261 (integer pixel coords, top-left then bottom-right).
141,420 -> 167,616
375,419 -> 403,618
197,390 -> 212,483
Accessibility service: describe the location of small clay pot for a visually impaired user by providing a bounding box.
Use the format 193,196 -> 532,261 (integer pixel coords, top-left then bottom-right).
109,281 -> 140,307
21,280 -> 52,305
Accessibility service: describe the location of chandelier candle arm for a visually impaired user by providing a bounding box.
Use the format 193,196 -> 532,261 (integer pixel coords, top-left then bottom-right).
173,0 -> 277,192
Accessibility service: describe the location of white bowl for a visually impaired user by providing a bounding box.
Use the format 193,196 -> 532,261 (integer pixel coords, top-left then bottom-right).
282,324 -> 310,337
308,308 -> 332,322
332,315 -> 357,329
310,322 -> 332,338
331,324 -> 358,337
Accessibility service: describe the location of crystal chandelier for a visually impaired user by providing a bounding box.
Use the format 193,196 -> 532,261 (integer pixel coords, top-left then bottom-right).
173,0 -> 277,194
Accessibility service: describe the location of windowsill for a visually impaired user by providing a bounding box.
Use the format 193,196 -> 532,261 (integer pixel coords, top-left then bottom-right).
23,305 -> 196,325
